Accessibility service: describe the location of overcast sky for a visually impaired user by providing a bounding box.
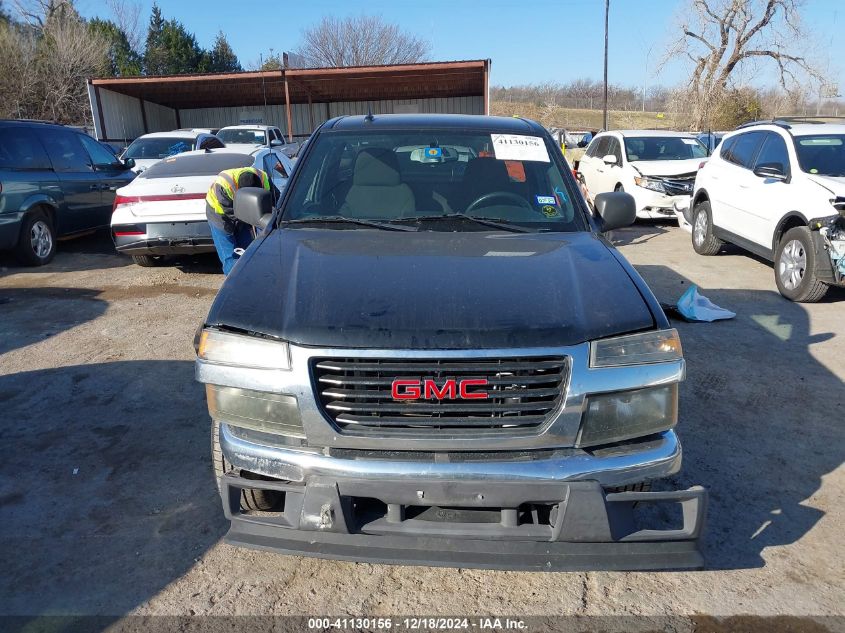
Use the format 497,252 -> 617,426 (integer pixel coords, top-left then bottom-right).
74,0 -> 845,92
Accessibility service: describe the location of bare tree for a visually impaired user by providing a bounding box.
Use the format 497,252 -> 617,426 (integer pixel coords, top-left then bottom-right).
105,0 -> 141,51
0,1 -> 107,124
12,0 -> 71,27
37,15 -> 108,122
0,22 -> 39,118
667,0 -> 825,129
294,15 -> 429,68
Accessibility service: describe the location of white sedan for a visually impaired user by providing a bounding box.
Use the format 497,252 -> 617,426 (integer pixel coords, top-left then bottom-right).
111,147 -> 293,266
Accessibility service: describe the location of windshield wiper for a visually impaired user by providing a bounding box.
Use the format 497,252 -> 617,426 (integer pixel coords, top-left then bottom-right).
282,216 -> 417,231
398,213 -> 536,233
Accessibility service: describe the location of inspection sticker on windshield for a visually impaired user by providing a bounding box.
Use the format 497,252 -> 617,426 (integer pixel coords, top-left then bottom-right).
491,134 -> 550,162
536,195 -> 556,205
681,138 -> 699,145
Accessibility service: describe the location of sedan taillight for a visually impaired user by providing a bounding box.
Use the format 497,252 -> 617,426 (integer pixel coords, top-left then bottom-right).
112,192 -> 205,213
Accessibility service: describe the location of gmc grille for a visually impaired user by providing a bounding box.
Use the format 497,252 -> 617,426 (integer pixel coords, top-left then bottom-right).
312,356 -> 569,435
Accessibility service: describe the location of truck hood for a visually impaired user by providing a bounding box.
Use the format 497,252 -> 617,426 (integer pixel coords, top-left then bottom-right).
207,229 -> 656,349
629,159 -> 701,177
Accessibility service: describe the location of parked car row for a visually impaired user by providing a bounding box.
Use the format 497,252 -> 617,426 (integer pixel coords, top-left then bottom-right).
0,119 -> 296,266
573,119 -> 845,302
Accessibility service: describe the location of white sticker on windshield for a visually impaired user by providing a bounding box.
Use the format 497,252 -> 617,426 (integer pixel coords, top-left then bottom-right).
681,138 -> 699,145
491,134 -> 550,162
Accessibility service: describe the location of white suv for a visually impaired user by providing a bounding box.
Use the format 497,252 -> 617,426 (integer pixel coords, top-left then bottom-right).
578,130 -> 707,220
690,120 -> 845,302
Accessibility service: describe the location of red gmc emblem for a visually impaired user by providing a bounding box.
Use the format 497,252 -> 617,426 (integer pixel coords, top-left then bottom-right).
391,378 -> 489,400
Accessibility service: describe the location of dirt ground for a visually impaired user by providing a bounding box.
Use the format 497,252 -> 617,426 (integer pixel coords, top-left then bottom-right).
0,225 -> 843,630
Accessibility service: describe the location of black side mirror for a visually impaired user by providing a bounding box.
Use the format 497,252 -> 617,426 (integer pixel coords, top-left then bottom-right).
594,191 -> 637,232
234,187 -> 273,230
753,163 -> 788,182
122,157 -> 136,170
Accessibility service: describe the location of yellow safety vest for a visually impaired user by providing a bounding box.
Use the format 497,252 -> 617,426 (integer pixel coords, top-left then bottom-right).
206,167 -> 270,216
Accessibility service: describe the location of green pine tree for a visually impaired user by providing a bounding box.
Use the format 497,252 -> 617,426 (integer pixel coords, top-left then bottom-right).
208,31 -> 241,72
89,18 -> 141,77
143,3 -> 166,74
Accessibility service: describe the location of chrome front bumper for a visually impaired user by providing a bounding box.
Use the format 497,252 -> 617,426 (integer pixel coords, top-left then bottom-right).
219,424 -> 683,488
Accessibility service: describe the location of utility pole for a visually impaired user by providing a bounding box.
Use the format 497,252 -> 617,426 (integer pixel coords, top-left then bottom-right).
642,45 -> 652,113
603,0 -> 609,130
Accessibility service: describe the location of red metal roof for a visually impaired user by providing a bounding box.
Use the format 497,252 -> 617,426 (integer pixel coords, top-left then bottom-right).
90,60 -> 489,109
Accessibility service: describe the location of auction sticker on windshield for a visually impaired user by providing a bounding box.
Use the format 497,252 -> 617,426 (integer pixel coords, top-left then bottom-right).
491,134 -> 550,162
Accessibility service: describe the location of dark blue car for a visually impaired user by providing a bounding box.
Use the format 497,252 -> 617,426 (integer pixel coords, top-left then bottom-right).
0,120 -> 136,265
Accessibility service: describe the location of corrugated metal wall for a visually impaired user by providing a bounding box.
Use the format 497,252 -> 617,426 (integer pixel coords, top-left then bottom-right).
96,93 -> 484,141
178,96 -> 483,138
145,100 -> 177,132
97,88 -> 145,140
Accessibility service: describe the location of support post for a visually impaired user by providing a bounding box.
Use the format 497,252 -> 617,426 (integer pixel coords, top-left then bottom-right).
94,85 -> 107,140
308,91 -> 314,132
483,60 -> 490,115
139,97 -> 148,134
284,74 -> 293,142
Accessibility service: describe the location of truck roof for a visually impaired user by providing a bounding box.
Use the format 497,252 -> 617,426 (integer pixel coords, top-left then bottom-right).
324,113 -> 546,135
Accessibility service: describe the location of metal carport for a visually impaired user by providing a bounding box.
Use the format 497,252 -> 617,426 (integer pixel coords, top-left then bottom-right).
87,60 -> 490,144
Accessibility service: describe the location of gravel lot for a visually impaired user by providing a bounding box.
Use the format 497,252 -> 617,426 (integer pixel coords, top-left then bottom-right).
0,225 -> 842,630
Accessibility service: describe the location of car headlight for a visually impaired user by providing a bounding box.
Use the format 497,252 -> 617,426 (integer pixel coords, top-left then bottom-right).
197,328 -> 291,370
590,329 -> 682,368
577,384 -> 678,447
634,175 -> 666,193
206,385 -> 305,438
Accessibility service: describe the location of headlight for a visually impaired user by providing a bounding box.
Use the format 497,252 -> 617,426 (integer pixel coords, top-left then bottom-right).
206,385 -> 304,438
577,384 -> 678,447
590,329 -> 682,368
634,176 -> 666,193
197,328 -> 290,370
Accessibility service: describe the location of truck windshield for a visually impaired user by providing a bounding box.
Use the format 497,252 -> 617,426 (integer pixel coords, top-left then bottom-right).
218,129 -> 266,145
624,136 -> 707,161
282,130 -> 585,232
794,135 -> 845,177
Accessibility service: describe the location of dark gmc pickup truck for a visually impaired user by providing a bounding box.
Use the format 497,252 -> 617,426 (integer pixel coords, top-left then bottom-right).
195,114 -> 707,571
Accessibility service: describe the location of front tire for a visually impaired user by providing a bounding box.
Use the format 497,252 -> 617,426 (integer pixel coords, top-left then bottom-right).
15,210 -> 56,266
774,227 -> 829,303
211,422 -> 284,512
691,201 -> 723,255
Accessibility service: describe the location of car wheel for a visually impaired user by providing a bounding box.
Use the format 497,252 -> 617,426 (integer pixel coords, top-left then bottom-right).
211,421 -> 284,512
15,209 -> 56,266
774,227 -> 829,302
131,254 -> 164,267
691,201 -> 722,255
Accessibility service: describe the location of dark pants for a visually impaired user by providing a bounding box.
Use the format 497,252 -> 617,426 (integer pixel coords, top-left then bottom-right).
210,222 -> 254,275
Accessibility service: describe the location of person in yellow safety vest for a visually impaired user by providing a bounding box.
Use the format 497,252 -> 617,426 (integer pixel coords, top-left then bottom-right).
205,166 -> 271,275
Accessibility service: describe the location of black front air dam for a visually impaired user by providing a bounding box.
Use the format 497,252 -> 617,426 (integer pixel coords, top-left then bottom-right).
219,474 -> 707,571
